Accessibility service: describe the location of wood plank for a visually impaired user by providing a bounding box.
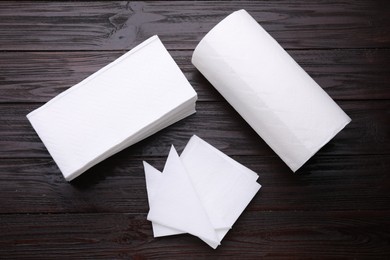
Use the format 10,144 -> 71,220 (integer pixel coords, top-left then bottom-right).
0,1 -> 388,258
0,49 -> 389,103
0,155 -> 388,214
0,101 -> 388,158
0,211 -> 389,258
0,1 -> 388,51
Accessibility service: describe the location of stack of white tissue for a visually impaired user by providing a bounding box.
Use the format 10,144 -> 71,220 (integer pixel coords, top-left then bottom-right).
143,135 -> 261,249
27,36 -> 197,181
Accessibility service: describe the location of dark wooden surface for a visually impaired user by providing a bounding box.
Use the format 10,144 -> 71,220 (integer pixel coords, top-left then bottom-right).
0,1 -> 389,259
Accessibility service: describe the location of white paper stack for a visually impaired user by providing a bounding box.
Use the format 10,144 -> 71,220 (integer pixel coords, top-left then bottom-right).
143,135 -> 261,249
192,10 -> 351,172
27,36 -> 197,181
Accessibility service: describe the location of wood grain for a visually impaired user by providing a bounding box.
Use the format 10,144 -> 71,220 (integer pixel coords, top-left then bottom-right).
0,155 -> 388,214
0,101 -> 388,158
0,49 -> 389,103
1,211 -> 389,259
0,0 -> 389,258
0,1 -> 388,51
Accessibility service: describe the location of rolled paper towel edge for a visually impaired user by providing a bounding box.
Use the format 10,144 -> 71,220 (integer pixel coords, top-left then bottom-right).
290,116 -> 351,172
192,9 -> 246,65
191,9 -> 352,172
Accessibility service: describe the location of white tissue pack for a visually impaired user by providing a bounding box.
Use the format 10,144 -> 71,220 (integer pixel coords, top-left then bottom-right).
27,36 -> 197,181
192,10 -> 351,172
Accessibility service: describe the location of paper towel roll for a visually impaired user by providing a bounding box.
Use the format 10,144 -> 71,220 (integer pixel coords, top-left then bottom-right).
192,10 -> 351,172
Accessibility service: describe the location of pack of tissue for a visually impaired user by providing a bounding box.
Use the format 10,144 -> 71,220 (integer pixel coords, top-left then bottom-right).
143,135 -> 261,249
27,36 -> 197,181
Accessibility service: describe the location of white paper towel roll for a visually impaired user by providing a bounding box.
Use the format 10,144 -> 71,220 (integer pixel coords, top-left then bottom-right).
192,10 -> 351,172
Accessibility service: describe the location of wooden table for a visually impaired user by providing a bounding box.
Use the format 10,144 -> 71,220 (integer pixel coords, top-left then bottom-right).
0,1 -> 389,258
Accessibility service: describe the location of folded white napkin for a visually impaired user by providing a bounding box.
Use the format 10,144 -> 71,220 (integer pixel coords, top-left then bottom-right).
181,135 -> 260,230
144,135 -> 261,249
27,36 -> 197,181
146,146 -> 221,248
192,10 -> 351,172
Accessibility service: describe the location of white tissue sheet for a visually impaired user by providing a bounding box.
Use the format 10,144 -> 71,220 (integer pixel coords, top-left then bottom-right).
181,135 -> 260,230
146,146 -> 221,249
143,135 -> 261,249
145,161 -> 230,247
27,36 -> 197,181
143,161 -> 185,238
192,10 -> 351,172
